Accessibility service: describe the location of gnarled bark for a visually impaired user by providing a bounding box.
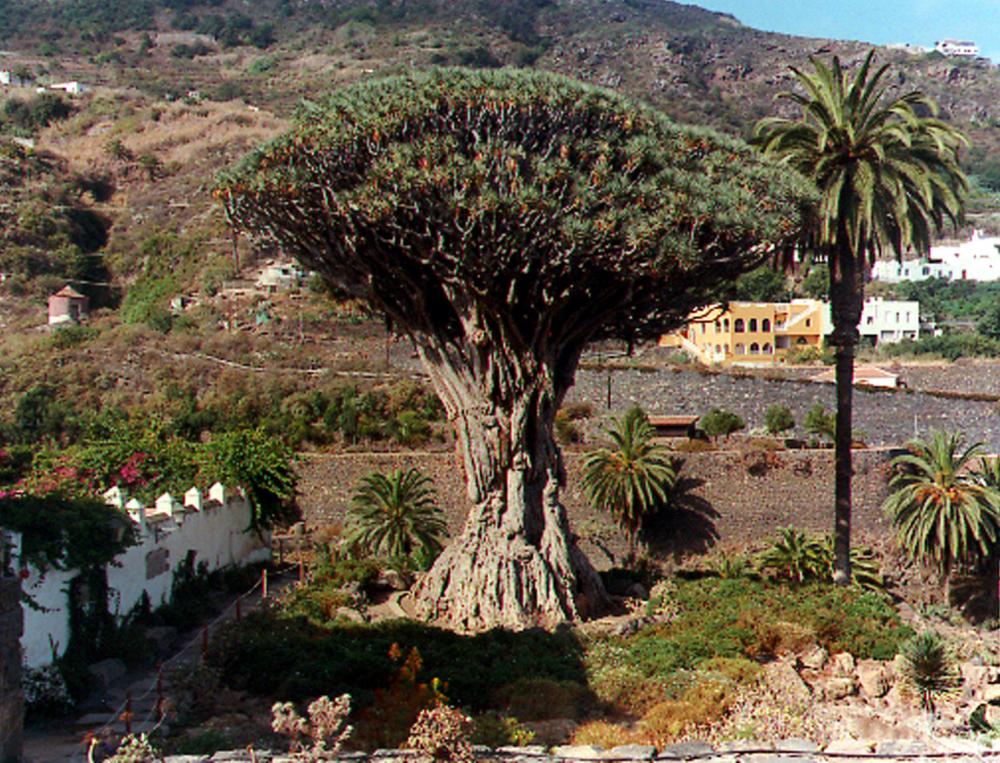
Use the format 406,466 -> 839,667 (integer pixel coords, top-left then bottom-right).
412,335 -> 609,632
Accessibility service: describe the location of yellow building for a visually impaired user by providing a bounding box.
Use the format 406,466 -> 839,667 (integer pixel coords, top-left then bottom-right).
659,300 -> 827,365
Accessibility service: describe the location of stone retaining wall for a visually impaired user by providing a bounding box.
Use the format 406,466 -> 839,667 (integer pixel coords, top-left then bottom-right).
0,576 -> 22,763
156,741 -> 999,763
298,448 -> 897,565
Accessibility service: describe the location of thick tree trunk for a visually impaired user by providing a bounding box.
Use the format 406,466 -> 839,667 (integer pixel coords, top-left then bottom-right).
412,343 -> 610,632
828,247 -> 865,585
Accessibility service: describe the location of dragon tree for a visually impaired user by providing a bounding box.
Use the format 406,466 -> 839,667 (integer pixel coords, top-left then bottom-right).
219,68 -> 812,631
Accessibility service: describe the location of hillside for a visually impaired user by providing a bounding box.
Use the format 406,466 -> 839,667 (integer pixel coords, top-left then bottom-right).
2,0 -> 1000,429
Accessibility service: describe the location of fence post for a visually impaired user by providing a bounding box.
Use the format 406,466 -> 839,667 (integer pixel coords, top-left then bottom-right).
262,568 -> 268,600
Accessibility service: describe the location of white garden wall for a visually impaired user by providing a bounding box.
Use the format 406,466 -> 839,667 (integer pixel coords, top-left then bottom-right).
17,484 -> 270,668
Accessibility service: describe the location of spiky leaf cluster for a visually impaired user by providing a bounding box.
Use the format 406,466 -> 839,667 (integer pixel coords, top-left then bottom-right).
582,406 -> 676,542
346,468 -> 447,559
882,431 -> 1000,577
220,68 -> 812,350
755,51 -> 968,270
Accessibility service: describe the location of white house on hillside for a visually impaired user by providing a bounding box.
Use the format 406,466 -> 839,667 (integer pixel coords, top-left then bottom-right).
0,69 -> 30,87
857,298 -> 920,346
935,39 -> 980,57
870,231 -> 1000,283
49,81 -> 86,95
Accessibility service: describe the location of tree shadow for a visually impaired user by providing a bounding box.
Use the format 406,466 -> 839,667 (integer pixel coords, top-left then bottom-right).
643,476 -> 719,560
948,560 -> 998,624
208,613 -> 597,748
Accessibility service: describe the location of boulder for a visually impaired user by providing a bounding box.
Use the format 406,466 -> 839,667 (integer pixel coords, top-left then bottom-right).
846,715 -> 915,743
819,676 -> 857,701
334,606 -> 366,623
987,705 -> 1000,727
961,663 -> 990,694
798,645 -> 828,671
831,652 -> 856,677
764,660 -> 812,705
857,659 -> 890,698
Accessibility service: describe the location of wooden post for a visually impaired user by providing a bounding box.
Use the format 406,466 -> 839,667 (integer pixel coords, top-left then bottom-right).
124,692 -> 132,734
235,594 -> 242,621
299,556 -> 305,586
201,625 -> 209,660
606,369 -> 612,410
262,568 -> 268,599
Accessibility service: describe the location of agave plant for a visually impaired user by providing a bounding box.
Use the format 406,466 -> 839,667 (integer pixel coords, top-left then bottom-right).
756,527 -> 828,583
883,432 -> 1000,582
346,468 -> 447,561
898,630 -> 960,713
757,528 -> 884,591
582,406 -> 677,557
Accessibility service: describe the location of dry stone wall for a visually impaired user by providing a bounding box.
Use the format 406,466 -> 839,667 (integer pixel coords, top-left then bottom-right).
297,448 -> 897,564
0,575 -> 22,763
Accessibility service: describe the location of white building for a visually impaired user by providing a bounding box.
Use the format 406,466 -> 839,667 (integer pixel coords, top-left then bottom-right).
49,81 -> 86,95
857,298 -> 920,346
816,298 -> 919,346
0,69 -> 29,87
935,39 -> 979,57
870,231 -> 1000,283
257,260 -> 306,292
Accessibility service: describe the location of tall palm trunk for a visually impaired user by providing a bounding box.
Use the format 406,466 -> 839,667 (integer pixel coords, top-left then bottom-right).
828,245 -> 866,584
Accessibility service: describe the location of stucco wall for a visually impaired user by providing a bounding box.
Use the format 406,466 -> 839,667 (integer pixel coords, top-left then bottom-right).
18,485 -> 270,668
297,448 -> 898,565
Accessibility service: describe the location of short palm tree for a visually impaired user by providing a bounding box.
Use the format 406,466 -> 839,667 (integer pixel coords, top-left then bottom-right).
882,432 -> 1000,584
582,406 -> 676,557
346,468 -> 447,560
755,51 -> 968,584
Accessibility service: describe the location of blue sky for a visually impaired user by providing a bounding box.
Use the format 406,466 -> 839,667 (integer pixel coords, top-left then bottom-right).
686,1 -> 1000,63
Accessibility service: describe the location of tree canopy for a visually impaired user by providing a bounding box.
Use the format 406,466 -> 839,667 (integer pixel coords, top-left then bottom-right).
220,68 -> 813,352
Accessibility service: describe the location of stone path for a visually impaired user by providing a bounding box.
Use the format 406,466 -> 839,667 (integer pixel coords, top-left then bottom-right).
22,568 -> 296,763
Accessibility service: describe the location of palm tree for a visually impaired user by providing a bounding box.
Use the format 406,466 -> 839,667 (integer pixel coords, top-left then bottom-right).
882,432 -> 1000,586
582,406 -> 677,558
755,51 -> 968,583
346,468 -> 448,561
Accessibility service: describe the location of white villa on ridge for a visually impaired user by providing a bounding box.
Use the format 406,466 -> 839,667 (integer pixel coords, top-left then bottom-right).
870,231 -> 1000,283
935,39 -> 980,57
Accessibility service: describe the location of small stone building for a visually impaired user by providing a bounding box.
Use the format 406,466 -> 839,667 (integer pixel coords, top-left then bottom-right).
47,285 -> 89,325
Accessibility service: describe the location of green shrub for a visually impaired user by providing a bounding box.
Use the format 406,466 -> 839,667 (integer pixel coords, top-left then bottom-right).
803,403 -> 835,442
699,408 -> 745,440
471,712 -> 535,747
764,404 -> 795,436
50,325 -> 99,349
